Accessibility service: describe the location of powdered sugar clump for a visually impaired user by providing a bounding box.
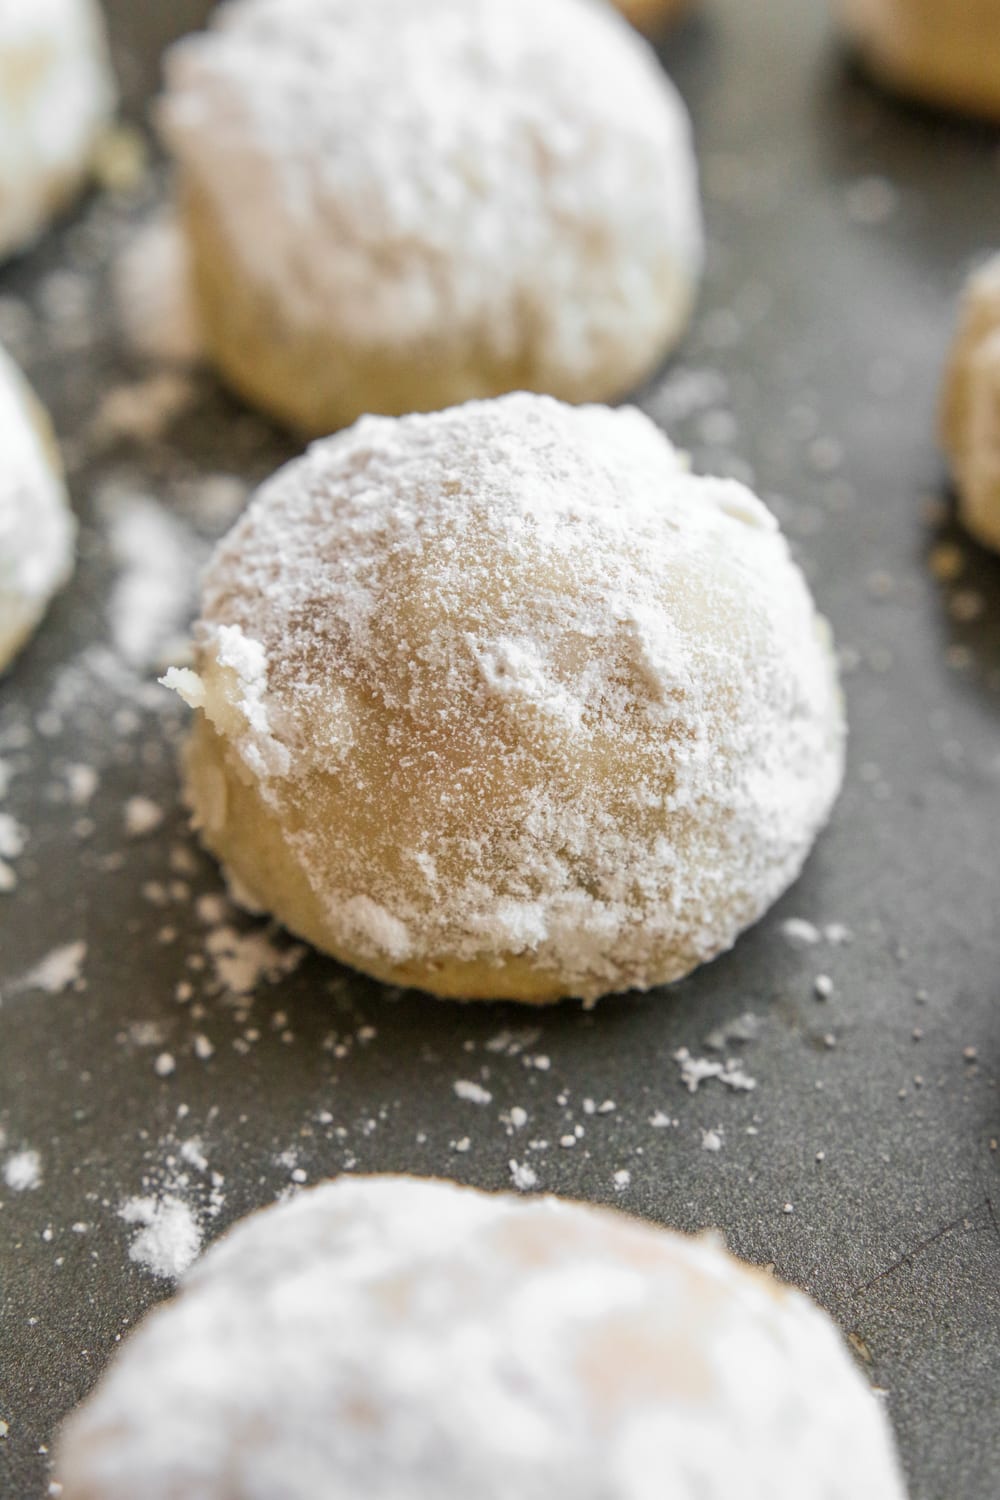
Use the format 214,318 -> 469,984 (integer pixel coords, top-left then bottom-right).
120,1195 -> 201,1280
3,1148 -> 42,1191
674,1047 -> 757,1095
116,1125 -> 227,1281
11,940 -> 87,997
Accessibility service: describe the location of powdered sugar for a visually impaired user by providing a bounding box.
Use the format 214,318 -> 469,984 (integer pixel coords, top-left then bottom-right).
11,940 -> 87,997
103,488 -> 207,670
113,209 -> 202,366
120,1195 -> 202,1280
116,1125 -> 228,1281
3,1148 -> 42,1192
674,1047 -> 757,1095
175,394 -> 844,1001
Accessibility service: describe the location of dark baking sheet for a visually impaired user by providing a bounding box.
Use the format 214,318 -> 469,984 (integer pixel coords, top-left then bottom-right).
1,1 -> 999,1496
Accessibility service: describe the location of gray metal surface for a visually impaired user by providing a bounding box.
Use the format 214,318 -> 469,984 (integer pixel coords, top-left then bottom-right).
1,2 -> 998,1497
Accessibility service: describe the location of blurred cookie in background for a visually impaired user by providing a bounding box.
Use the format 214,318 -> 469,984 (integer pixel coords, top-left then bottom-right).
0,343 -> 75,671
0,0 -> 117,262
836,0 -> 1000,120
613,0 -> 696,33
157,0 -> 704,435
941,255 -> 1000,553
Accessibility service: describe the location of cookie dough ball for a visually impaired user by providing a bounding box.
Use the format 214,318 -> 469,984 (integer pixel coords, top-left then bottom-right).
56,1175 -> 906,1500
0,345 -> 75,670
836,0 -> 1000,120
940,256 -> 1000,551
0,0 -> 117,262
613,0 -> 694,31
157,0 -> 703,436
165,394 -> 844,1003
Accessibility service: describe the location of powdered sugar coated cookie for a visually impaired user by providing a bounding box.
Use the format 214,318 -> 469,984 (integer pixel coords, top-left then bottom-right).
55,1176 -> 906,1500
0,0 -> 116,261
0,344 -> 75,669
165,394 -> 844,1002
158,0 -> 703,433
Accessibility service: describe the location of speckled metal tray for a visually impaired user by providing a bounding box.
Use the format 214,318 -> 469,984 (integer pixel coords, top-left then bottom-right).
1,2 -> 998,1497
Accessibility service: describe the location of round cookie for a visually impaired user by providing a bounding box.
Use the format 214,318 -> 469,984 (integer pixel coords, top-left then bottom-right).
614,0 -> 694,31
0,0 -> 117,262
55,1175 -> 907,1500
0,344 -> 75,670
164,394 -> 845,1004
157,0 -> 703,435
941,255 -> 1000,552
836,0 -> 1000,120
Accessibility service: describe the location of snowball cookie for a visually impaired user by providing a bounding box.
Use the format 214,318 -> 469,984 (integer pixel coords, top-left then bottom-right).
941,255 -> 1000,551
165,395 -> 844,1003
157,0 -> 704,436
0,344 -> 74,670
836,0 -> 1000,120
56,1175 -> 907,1500
613,0 -> 694,32
0,0 -> 117,262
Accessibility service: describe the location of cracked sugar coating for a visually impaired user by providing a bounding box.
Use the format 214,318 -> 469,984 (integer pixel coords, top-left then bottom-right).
167,394 -> 844,1003
0,0 -> 117,261
941,254 -> 1000,552
0,343 -> 75,670
55,1175 -> 907,1500
836,0 -> 1000,120
158,0 -> 703,434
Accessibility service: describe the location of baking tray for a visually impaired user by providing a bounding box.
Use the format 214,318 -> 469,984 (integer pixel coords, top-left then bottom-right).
1,1 -> 998,1496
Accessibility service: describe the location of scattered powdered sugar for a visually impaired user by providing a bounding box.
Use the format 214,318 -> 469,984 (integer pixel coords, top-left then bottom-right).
117,1124 -> 227,1280
102,487 -> 207,670
120,1195 -> 202,1280
93,373 -> 196,446
643,365 -> 729,427
508,1160 -> 538,1192
453,1080 -> 492,1106
10,940 -> 87,997
124,796 -> 164,838
113,208 -> 202,366
3,1148 -> 42,1191
674,1048 -> 757,1095
0,812 -> 24,858
203,924 -> 305,998
0,812 -> 25,892
780,916 -> 822,946
703,1013 -> 761,1052
65,763 -> 99,806
780,917 -> 853,949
